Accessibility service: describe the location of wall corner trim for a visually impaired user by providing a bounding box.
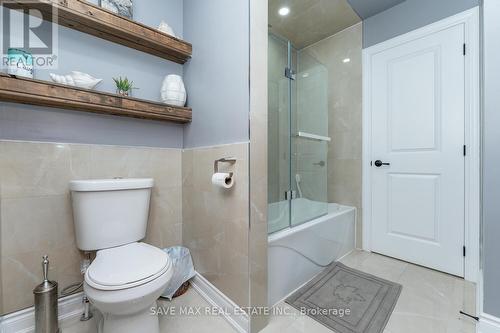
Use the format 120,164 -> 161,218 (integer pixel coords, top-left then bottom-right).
190,272 -> 249,333
479,313 -> 500,333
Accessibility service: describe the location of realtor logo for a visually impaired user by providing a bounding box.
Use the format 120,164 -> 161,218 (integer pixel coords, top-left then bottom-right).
1,0 -> 58,70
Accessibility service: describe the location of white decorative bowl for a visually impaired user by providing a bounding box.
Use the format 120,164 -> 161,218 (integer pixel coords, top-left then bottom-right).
158,21 -> 176,38
50,71 -> 102,90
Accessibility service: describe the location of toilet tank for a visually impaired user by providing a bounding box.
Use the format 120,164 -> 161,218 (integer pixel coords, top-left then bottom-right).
69,178 -> 154,251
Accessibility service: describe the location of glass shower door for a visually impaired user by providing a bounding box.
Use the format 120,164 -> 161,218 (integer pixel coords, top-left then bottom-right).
290,48 -> 329,227
268,34 -> 329,233
268,34 -> 291,234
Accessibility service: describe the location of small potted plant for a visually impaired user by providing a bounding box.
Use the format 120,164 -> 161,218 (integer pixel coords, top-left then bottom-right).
113,76 -> 137,97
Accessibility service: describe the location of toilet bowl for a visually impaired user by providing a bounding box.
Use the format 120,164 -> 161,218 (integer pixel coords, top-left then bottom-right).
69,178 -> 173,333
84,242 -> 173,333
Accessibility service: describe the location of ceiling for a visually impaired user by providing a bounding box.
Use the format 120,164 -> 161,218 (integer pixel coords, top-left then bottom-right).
269,0 -> 407,49
269,0 -> 361,49
346,0 -> 407,19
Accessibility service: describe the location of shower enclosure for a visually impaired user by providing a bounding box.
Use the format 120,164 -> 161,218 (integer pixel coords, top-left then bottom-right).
268,33 -> 329,234
267,33 -> 356,305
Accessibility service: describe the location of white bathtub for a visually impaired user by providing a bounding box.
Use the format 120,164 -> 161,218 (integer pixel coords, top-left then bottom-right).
268,201 -> 356,306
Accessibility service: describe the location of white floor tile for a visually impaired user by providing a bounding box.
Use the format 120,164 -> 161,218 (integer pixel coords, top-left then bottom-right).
60,288 -> 236,333
61,251 -> 476,333
264,251 -> 476,333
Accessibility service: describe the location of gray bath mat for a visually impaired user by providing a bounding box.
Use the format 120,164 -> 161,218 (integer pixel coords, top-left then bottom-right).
286,262 -> 401,333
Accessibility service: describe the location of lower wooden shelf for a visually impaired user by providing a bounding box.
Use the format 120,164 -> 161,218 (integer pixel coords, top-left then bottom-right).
0,73 -> 192,123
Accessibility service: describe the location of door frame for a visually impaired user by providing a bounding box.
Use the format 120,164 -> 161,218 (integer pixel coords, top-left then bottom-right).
362,7 -> 480,283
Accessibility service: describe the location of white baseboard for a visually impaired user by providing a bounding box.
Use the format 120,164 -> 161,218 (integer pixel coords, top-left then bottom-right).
191,272 -> 249,333
0,292 -> 84,333
1,274 -> 249,333
479,313 -> 500,333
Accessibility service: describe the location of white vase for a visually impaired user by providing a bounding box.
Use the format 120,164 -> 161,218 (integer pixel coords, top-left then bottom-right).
161,75 -> 186,107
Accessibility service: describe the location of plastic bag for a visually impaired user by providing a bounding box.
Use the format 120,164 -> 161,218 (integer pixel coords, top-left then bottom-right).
161,246 -> 196,300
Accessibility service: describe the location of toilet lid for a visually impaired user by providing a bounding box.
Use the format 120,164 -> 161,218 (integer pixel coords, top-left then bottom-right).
87,243 -> 170,289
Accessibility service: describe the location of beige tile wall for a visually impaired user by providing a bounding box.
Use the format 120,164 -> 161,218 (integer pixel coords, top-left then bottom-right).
250,0 -> 269,328
182,142 -> 249,308
0,140 -> 182,314
302,23 -> 363,246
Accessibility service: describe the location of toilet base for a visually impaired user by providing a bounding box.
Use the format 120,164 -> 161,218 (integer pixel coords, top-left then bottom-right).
101,302 -> 159,333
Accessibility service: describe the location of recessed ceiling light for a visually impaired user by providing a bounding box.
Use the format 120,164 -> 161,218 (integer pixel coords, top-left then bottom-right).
343,58 -> 351,63
278,7 -> 290,16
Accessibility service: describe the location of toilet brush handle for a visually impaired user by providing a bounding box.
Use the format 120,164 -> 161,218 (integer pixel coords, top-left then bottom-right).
42,255 -> 49,282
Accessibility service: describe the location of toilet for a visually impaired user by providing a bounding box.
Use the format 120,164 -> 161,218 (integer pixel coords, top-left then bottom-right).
70,178 -> 173,333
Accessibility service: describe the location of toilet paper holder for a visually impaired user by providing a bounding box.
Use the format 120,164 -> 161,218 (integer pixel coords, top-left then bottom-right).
214,157 -> 237,177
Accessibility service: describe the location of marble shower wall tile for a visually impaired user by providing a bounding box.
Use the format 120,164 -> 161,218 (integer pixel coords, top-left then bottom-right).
182,142 -> 249,308
301,23 -> 363,246
0,140 -> 182,314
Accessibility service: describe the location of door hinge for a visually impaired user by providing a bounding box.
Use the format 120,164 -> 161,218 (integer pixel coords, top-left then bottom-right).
284,190 -> 297,200
463,246 -> 466,257
463,43 -> 466,56
463,145 -> 466,156
285,67 -> 296,80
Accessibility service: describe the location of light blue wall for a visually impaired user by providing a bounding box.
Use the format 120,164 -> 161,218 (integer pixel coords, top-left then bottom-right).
482,0 -> 500,318
0,0 -> 185,148
0,102 -> 184,148
182,0 -> 250,148
363,0 -> 479,47
0,0 -> 251,149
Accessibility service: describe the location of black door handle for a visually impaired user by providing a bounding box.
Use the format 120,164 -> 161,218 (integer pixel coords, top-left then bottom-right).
374,160 -> 390,167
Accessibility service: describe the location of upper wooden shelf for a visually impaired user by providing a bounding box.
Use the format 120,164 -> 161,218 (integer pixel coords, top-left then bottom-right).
0,73 -> 192,123
3,0 -> 192,64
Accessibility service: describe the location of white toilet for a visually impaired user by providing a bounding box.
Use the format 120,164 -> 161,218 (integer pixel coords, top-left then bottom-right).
70,178 -> 173,333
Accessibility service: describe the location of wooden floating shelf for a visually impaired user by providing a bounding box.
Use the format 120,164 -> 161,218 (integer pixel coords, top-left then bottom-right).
3,0 -> 192,64
0,74 -> 192,123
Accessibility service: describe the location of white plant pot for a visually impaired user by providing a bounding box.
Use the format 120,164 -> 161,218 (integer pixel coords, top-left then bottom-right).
161,75 -> 186,107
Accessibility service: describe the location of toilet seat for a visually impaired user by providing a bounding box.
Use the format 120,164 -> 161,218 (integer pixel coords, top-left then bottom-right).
86,242 -> 171,291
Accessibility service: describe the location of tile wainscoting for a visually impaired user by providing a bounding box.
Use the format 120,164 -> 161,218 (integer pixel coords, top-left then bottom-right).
182,142 -> 250,309
0,140 -> 250,317
0,140 -> 182,314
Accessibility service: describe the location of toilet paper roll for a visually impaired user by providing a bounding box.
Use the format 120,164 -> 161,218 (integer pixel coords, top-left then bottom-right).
212,172 -> 234,189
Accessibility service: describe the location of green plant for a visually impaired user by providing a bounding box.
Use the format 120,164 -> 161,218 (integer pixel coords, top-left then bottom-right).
112,76 -> 138,93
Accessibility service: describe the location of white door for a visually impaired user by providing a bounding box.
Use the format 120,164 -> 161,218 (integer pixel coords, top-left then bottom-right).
369,23 -> 465,277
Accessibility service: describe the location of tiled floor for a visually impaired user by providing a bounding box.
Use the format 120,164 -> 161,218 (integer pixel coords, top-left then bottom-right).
60,287 -> 236,333
61,250 -> 477,333
262,250 -> 477,333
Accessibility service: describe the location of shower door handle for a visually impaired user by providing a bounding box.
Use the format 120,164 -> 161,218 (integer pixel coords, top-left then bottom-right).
374,160 -> 390,167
